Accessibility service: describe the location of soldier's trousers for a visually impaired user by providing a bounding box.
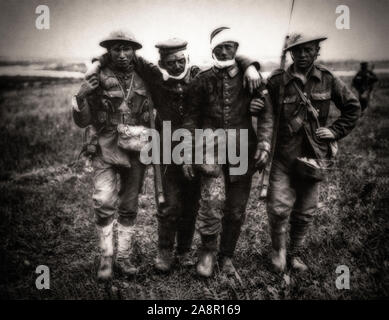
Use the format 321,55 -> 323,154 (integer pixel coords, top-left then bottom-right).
92,156 -> 146,227
267,160 -> 319,251
156,164 -> 201,253
358,92 -> 370,112
197,168 -> 253,257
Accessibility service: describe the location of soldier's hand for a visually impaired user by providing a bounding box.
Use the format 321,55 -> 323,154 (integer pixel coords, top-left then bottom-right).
85,61 -> 101,78
250,97 -> 265,115
182,164 -> 195,180
77,74 -> 99,98
142,111 -> 150,123
316,127 -> 336,141
254,149 -> 269,171
243,65 -> 261,94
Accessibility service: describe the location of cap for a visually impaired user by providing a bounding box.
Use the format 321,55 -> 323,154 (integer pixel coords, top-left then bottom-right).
155,38 -> 188,56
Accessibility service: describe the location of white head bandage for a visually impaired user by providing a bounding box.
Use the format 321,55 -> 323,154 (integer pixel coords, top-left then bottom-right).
210,27 -> 239,69
159,50 -> 190,81
210,28 -> 240,51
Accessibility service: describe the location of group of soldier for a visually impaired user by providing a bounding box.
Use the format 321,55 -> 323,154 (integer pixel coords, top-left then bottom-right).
72,27 -> 362,281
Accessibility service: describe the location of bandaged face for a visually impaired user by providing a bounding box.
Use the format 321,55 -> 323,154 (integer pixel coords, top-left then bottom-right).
109,42 -> 135,69
213,42 -> 238,61
159,51 -> 187,76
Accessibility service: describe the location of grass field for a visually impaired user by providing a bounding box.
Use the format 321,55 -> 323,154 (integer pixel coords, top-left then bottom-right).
0,76 -> 388,300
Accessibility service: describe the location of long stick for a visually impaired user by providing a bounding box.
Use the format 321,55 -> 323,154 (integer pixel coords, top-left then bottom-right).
148,103 -> 165,205
258,0 -> 295,199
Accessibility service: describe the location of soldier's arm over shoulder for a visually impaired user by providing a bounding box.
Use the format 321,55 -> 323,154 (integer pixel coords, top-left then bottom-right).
183,73 -> 207,131
266,68 -> 284,106
328,70 -> 361,140
235,55 -> 261,72
190,65 -> 201,79
91,53 -> 109,67
133,55 -> 162,83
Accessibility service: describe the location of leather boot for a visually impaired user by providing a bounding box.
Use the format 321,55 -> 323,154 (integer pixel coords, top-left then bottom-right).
116,223 -> 138,276
290,218 -> 310,272
220,219 -> 242,262
197,234 -> 217,277
155,222 -> 175,272
270,229 -> 287,273
219,256 -> 236,276
96,221 -> 114,281
290,256 -> 308,272
176,214 -> 197,256
155,248 -> 174,272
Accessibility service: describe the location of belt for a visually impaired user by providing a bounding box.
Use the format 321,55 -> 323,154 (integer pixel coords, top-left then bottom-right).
97,111 -> 136,126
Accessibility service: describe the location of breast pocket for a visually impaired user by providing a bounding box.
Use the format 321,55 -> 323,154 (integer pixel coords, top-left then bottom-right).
282,95 -> 299,120
310,91 -> 331,124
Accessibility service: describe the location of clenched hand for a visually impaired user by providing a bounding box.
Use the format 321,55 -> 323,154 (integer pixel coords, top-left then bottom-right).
254,149 -> 269,171
249,97 -> 265,115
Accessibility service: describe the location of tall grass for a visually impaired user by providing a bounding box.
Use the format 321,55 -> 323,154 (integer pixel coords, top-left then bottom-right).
0,80 -> 388,299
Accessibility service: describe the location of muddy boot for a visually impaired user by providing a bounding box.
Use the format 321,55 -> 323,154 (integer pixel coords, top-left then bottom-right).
290,255 -> 308,272
270,230 -> 287,273
176,251 -> 195,267
290,218 -> 310,272
197,234 -> 217,277
219,218 -> 242,276
197,251 -> 216,277
96,221 -> 114,281
155,222 -> 175,272
219,256 -> 236,276
116,223 -> 138,276
155,248 -> 174,272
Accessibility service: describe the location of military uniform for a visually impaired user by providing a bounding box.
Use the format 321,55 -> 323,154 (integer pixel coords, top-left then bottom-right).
183,62 -> 273,270
133,45 -> 202,263
94,37 -> 261,271
266,57 -> 361,270
74,63 -> 152,226
73,30 -> 153,279
352,62 -> 378,112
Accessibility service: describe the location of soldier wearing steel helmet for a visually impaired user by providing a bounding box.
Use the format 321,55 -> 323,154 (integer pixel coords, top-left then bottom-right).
72,30 -> 153,280
87,36 -> 262,273
265,33 -> 361,272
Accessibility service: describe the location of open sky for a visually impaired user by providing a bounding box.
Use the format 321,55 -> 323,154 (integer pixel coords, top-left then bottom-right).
0,0 -> 388,64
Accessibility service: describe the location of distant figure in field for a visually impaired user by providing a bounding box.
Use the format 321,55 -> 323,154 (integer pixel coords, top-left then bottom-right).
352,62 -> 378,114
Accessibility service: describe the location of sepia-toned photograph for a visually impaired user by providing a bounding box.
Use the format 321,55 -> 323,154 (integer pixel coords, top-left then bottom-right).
0,0 -> 388,303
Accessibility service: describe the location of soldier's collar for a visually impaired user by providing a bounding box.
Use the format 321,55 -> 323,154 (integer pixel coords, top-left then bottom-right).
284,64 -> 322,84
310,65 -> 322,81
212,63 -> 239,78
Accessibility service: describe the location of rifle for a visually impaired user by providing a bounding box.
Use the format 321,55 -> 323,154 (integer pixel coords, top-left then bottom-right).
291,80 -> 338,158
258,35 -> 289,199
148,103 -> 166,205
